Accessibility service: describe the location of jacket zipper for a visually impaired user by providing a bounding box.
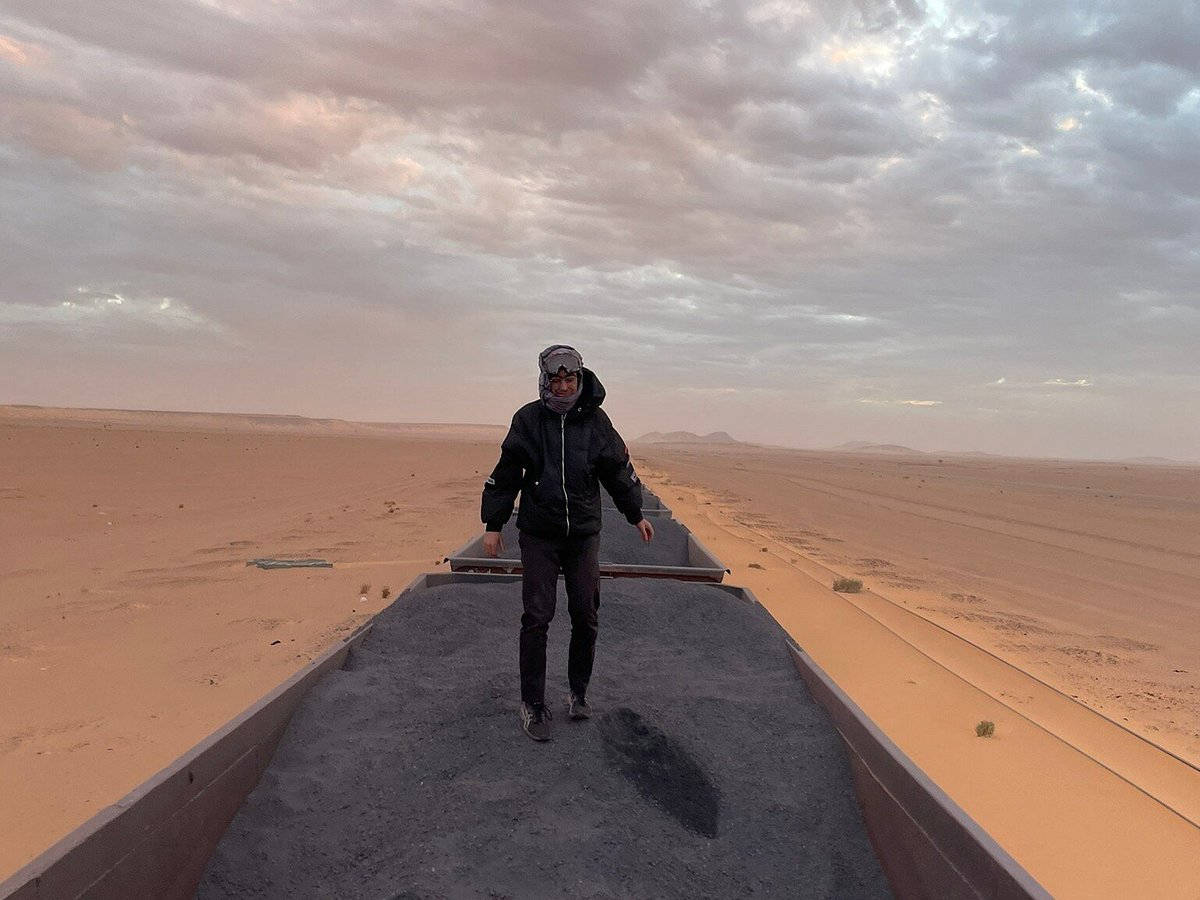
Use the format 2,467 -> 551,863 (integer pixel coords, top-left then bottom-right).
560,413 -> 570,536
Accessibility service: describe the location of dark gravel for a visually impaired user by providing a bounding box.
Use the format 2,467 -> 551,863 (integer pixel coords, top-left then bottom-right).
492,509 -> 691,568
603,487 -> 666,511
198,579 -> 891,899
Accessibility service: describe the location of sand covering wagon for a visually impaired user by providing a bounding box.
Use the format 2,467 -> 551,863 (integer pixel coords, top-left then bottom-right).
1,507 -> 1048,899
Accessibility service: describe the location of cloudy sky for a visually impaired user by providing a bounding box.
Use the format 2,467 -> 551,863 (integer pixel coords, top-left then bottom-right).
1,1 -> 1197,459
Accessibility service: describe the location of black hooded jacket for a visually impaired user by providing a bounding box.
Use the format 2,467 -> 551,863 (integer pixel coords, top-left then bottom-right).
481,368 -> 643,539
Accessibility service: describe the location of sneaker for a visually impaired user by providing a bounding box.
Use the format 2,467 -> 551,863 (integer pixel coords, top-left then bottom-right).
520,702 -> 553,742
567,692 -> 591,721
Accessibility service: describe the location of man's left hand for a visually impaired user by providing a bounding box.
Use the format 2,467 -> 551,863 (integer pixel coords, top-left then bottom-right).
636,519 -> 654,542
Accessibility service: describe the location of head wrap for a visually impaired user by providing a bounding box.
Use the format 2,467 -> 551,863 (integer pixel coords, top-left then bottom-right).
538,344 -> 583,414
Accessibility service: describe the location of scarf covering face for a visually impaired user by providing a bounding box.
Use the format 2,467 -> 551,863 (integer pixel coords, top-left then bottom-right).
539,344 -> 583,414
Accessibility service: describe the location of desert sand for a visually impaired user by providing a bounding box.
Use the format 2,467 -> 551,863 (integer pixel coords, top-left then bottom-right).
0,405 -> 503,878
3,406 -> 1199,897
635,441 -> 1200,897
635,443 -> 1200,764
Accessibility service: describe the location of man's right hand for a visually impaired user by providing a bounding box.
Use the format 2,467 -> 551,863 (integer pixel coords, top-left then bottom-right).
483,531 -> 504,558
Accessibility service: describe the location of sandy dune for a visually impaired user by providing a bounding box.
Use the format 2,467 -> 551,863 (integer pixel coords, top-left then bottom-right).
3,407 -> 1199,897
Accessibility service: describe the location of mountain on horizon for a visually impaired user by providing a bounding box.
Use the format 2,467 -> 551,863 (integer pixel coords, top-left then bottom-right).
635,430 -> 739,444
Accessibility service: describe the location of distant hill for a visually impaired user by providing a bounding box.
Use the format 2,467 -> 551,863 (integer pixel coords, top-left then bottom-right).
635,430 -> 739,444
829,441 -> 925,455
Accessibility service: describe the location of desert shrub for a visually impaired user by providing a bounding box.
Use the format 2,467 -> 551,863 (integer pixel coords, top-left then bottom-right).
832,577 -> 863,593
975,720 -> 995,737
381,586 -> 391,599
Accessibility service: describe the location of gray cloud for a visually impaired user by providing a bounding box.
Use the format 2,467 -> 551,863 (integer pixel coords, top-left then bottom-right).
0,0 -> 1197,458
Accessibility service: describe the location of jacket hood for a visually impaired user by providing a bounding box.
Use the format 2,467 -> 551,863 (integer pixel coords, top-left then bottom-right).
579,368 -> 606,409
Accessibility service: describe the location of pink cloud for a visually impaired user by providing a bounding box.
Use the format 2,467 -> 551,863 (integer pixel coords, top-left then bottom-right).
0,97 -> 130,170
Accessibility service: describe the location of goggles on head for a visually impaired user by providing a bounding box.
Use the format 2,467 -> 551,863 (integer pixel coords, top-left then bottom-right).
539,345 -> 583,377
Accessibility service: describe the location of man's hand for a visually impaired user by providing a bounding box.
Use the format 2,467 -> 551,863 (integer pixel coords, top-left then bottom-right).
482,531 -> 505,557
636,519 -> 654,542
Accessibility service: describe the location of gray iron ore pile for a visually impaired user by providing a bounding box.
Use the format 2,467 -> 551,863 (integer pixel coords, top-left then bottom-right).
604,487 -> 667,512
493,508 -> 690,569
198,579 -> 891,898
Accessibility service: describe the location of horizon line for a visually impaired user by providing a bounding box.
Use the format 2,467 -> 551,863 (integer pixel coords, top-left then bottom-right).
4,402 -> 1197,467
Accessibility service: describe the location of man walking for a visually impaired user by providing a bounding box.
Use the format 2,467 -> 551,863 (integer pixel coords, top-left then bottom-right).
481,345 -> 653,742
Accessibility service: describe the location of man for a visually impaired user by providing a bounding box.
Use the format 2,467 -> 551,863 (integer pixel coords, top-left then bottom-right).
481,345 -> 654,742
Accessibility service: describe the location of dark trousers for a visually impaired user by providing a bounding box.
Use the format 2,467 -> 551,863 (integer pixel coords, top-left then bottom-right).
518,529 -> 601,706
